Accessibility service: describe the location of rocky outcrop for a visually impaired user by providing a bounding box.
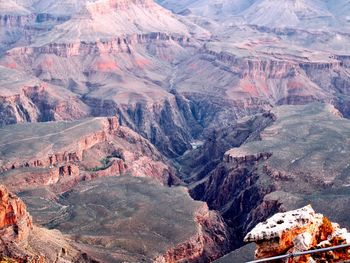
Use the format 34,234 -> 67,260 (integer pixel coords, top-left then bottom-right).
190,103 -> 350,252
0,185 -> 102,262
245,205 -> 350,262
83,158 -> 126,179
224,150 -> 272,167
0,117 -> 180,194
0,117 -> 126,194
0,185 -> 33,242
202,48 -> 342,79
0,185 -> 43,262
0,92 -> 40,125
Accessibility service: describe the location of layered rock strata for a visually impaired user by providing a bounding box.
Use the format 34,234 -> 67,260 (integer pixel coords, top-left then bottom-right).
0,66 -> 89,126
0,116 -> 178,194
0,117 -> 118,172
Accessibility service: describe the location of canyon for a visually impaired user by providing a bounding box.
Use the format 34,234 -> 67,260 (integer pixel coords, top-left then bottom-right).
0,118 -> 230,262
190,103 -> 350,251
0,178 -> 231,262
0,0 -> 350,262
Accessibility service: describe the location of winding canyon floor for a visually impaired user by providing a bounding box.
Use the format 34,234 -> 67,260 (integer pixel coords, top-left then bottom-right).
1,0 -> 350,262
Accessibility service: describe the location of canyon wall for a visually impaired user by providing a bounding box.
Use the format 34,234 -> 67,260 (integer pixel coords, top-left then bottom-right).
190,149 -> 280,248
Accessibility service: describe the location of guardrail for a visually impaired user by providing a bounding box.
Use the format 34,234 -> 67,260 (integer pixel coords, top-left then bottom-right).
246,243 -> 350,263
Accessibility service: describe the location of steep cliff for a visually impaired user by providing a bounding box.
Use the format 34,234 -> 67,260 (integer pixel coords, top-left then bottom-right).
0,117 -> 118,172
173,45 -> 347,115
190,149 -> 279,248
0,185 -> 32,242
0,184 -> 43,262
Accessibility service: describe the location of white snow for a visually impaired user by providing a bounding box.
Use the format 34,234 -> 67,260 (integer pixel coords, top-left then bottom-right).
244,205 -> 323,242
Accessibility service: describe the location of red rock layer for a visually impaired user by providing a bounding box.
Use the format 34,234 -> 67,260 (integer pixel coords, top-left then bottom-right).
0,185 -> 33,242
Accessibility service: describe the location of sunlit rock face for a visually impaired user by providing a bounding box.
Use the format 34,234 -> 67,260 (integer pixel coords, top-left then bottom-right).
245,205 -> 350,262
0,185 -> 33,242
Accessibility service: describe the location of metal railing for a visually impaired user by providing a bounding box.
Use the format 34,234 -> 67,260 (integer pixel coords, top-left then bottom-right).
246,243 -> 350,263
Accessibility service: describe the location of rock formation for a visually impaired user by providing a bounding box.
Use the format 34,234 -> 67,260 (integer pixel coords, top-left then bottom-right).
0,185 -> 45,263
0,185 -> 33,243
177,111 -> 276,183
0,175 -> 231,263
245,205 -> 350,262
0,117 -> 119,172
